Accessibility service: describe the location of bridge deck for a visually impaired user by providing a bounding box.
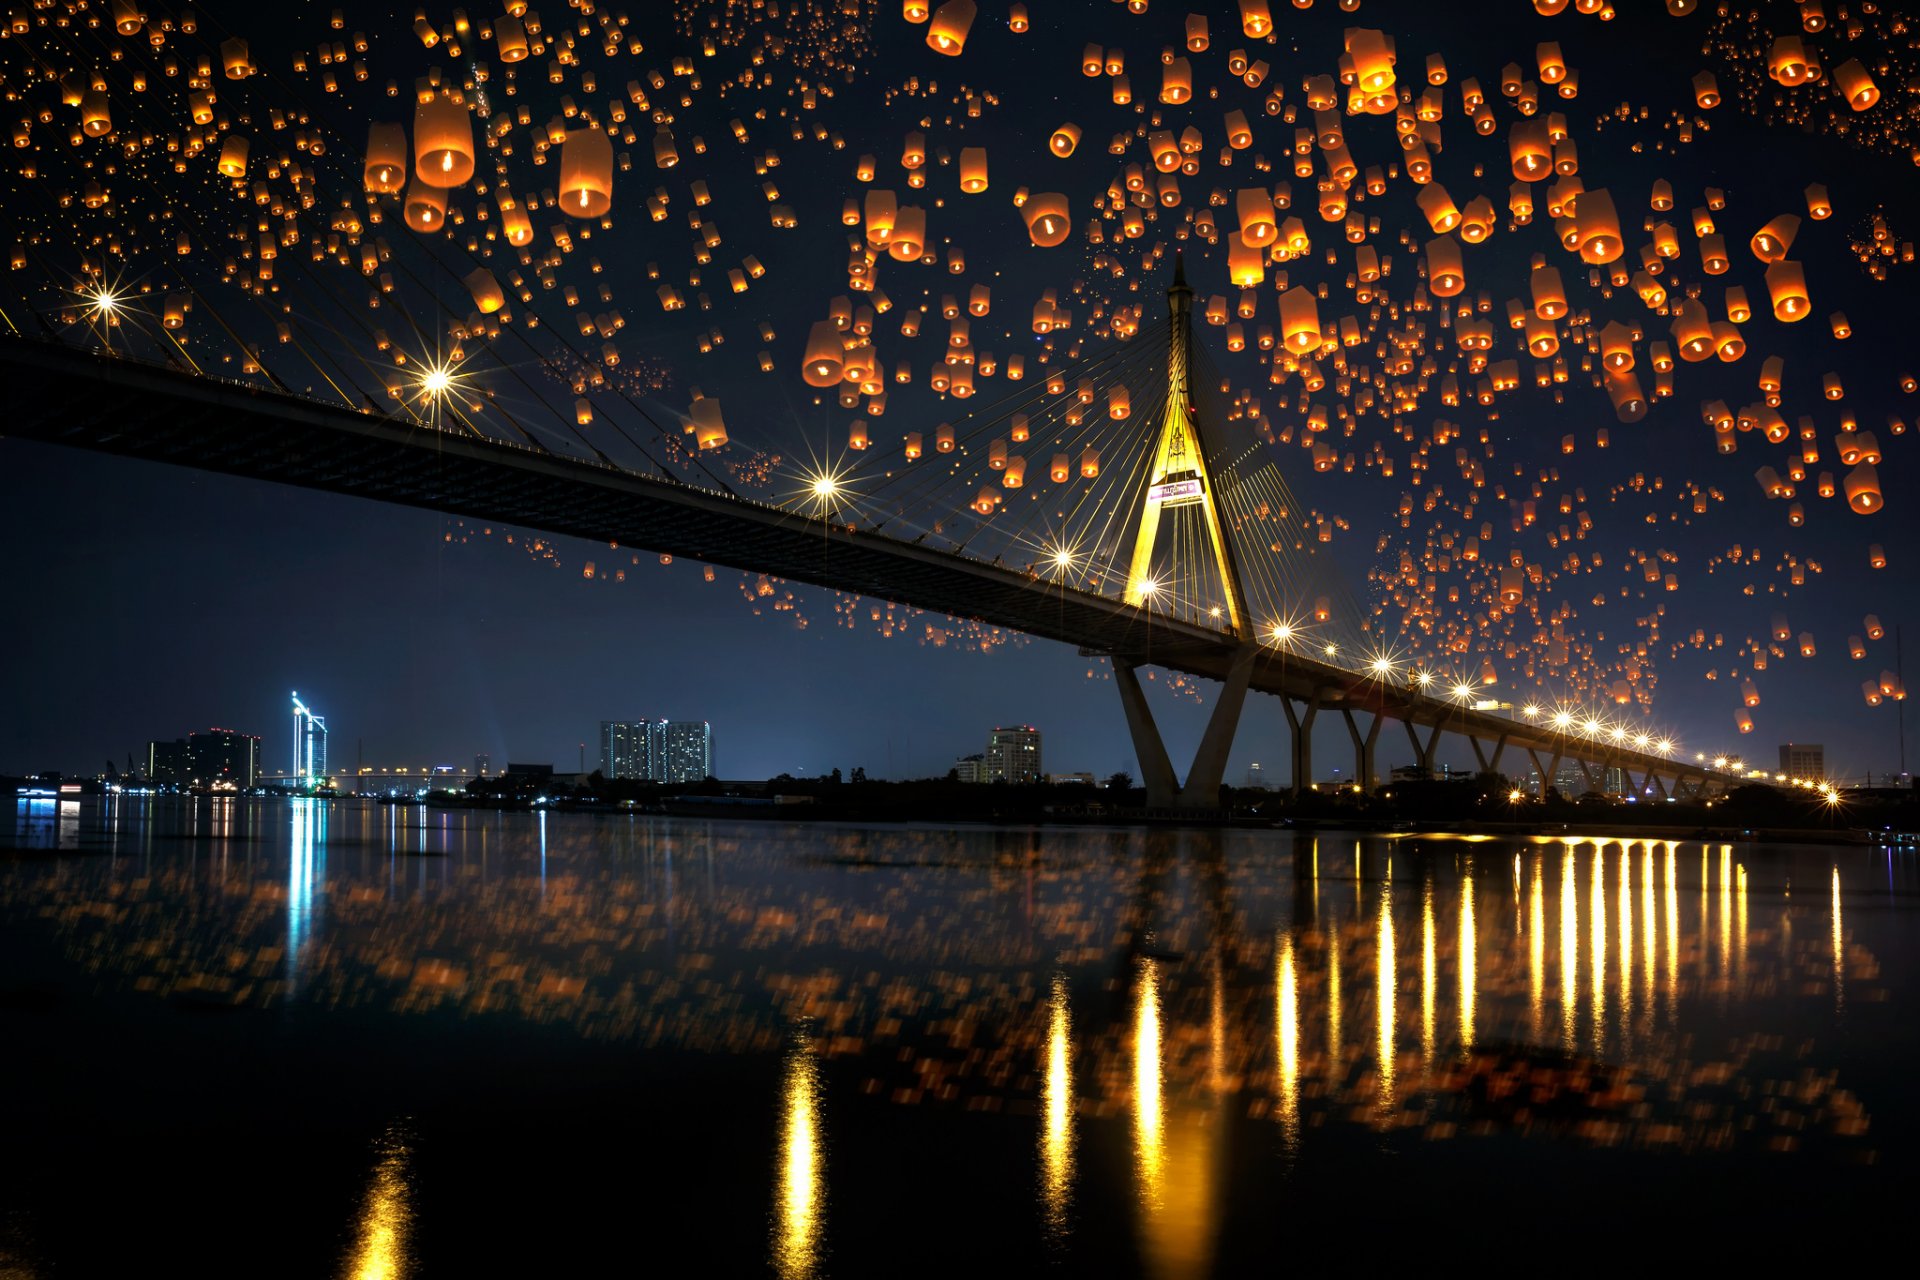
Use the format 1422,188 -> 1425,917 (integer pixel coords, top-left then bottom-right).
1,337 -> 1696,786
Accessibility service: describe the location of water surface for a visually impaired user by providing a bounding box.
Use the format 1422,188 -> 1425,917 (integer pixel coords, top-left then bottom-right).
2,796 -> 1914,1275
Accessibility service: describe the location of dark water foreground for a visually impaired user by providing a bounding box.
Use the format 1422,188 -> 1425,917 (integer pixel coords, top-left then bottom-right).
1,796 -> 1914,1277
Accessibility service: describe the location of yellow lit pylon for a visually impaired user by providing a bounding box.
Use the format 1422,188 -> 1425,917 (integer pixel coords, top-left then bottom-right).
1125,255 -> 1245,633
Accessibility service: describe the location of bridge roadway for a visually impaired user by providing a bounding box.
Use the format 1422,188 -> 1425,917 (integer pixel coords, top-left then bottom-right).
1,336 -> 1711,805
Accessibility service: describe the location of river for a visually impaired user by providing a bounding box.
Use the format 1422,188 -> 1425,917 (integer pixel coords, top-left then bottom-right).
1,795 -> 1914,1275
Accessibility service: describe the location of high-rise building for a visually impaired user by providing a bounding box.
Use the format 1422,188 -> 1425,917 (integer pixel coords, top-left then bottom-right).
146,738 -> 188,787
1779,742 -> 1825,779
188,729 -> 260,789
985,726 -> 1042,784
661,721 -> 713,783
600,721 -> 662,780
953,754 -> 985,783
474,753 -> 491,778
291,692 -> 328,782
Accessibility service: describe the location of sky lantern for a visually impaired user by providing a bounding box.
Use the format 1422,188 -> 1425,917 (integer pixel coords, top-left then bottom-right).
1425,236 -> 1465,296
1509,120 -> 1551,181
1416,183 -> 1461,234
864,190 -> 897,244
502,202 -> 533,247
414,97 -> 474,188
465,268 -> 504,314
220,37 -> 252,79
1844,463 -> 1882,514
217,135 -> 249,178
691,397 -> 728,450
1833,59 -> 1879,110
1750,214 -> 1798,263
403,180 -> 446,231
1574,188 -> 1622,263
1236,188 -> 1276,245
80,89 -> 111,138
1804,184 -> 1832,219
1080,447 -> 1100,478
926,0 -> 975,55
1769,36 -> 1813,86
1024,193 -> 1071,247
1186,15 -> 1209,52
1009,4 -> 1029,33
958,147 -> 988,193
364,123 -> 407,193
889,206 -> 926,260
1240,1 -> 1273,38
559,129 -> 614,217
802,321 -> 845,387
1279,286 -> 1321,353
1161,58 -> 1193,104
1766,261 -> 1810,321
902,1 -> 930,21
1048,123 -> 1081,157
1050,454 -> 1070,483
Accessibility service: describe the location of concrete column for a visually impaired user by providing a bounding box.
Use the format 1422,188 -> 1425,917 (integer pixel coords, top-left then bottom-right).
1488,734 -> 1509,777
1341,708 -> 1384,794
1113,660 -> 1179,808
1283,694 -> 1320,794
1179,644 -> 1258,808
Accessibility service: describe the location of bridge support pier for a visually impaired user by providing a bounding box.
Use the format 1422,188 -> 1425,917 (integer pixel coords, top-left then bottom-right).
1283,694 -> 1320,794
1113,645 -> 1258,809
1181,644 -> 1259,808
1114,660 -> 1180,808
1340,709 -> 1383,794
1404,715 -> 1444,774
1526,746 -> 1564,799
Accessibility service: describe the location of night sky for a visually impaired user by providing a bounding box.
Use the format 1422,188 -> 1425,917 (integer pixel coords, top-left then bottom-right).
3,0 -> 1917,782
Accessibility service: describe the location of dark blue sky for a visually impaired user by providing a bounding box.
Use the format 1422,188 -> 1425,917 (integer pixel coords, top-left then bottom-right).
3,1 -> 1916,782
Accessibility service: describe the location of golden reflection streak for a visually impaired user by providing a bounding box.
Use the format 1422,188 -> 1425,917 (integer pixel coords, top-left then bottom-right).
1641,845 -> 1657,1029
774,1029 -> 825,1280
1528,856 -> 1545,1042
1326,912 -> 1342,1082
1617,843 -> 1633,1053
1376,880 -> 1396,1124
345,1128 -> 411,1280
1831,865 -> 1845,1015
1208,956 -> 1227,1096
1040,972 -> 1074,1244
1458,866 -> 1476,1053
1665,844 -> 1680,1023
1275,930 -> 1300,1154
1718,845 -> 1732,984
1699,845 -> 1711,984
1308,837 -> 1320,919
1420,881 -> 1437,1068
1735,860 -> 1749,985
1560,845 -> 1578,1052
1590,841 -> 1608,1054
1133,956 -> 1165,1214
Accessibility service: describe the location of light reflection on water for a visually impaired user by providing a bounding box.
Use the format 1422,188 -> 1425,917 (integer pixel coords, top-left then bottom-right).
774,1026 -> 824,1280
1039,971 -> 1074,1245
0,799 -> 1909,1274
344,1126 -> 411,1280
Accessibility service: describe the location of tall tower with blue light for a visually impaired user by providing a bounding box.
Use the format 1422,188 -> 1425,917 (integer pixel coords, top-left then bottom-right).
292,692 -> 328,784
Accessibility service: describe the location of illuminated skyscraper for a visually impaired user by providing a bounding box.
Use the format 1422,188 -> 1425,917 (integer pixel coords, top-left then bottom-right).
662,721 -> 713,784
600,721 -> 662,780
985,726 -> 1043,784
292,692 -> 329,783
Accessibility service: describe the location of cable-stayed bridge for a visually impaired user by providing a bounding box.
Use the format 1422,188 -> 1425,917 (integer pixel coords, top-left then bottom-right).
2,266 -> 1722,808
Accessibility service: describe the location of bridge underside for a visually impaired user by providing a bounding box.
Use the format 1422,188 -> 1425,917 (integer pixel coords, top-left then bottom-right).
2,338 -> 1710,802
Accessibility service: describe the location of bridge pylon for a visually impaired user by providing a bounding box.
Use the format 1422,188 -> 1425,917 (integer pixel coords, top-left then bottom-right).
1112,258 -> 1259,810
1123,253 -> 1247,633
